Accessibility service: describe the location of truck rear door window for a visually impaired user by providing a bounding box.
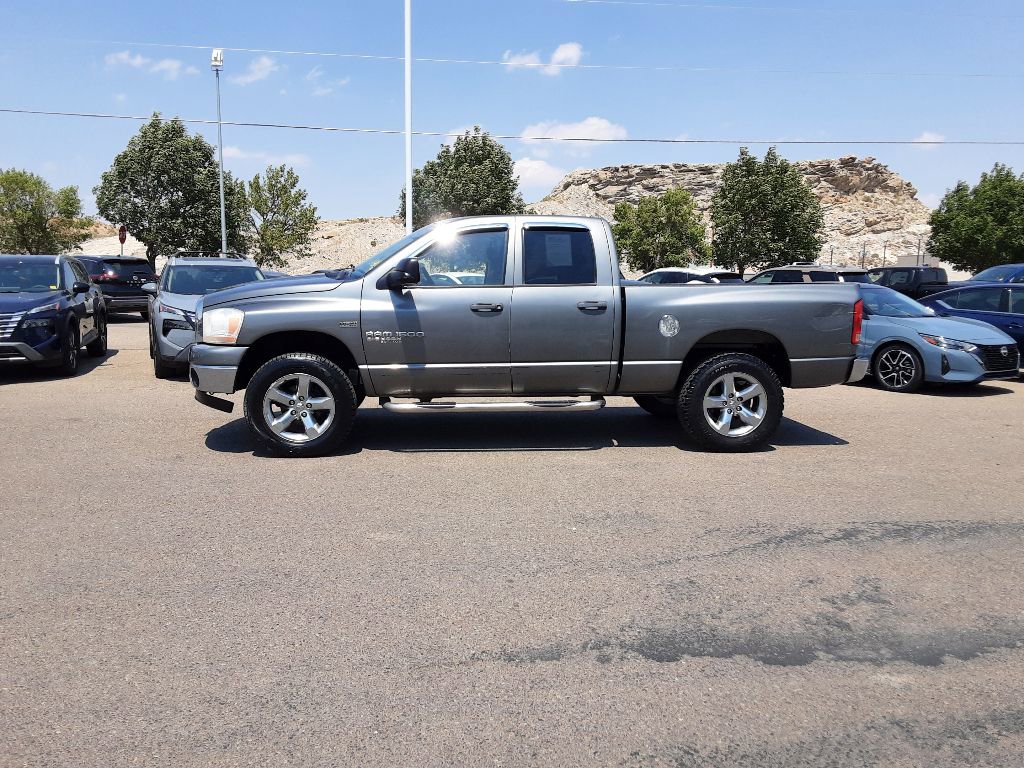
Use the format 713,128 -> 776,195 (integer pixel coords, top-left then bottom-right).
523,228 -> 597,285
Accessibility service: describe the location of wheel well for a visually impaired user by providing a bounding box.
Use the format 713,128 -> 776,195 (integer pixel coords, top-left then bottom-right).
871,340 -> 920,367
679,330 -> 791,387
235,331 -> 361,393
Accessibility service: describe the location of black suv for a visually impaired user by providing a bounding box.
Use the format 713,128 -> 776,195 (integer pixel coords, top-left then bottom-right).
78,256 -> 157,318
0,255 -> 108,374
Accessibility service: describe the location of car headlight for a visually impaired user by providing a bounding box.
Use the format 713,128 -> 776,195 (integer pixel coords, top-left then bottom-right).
919,334 -> 978,353
201,307 -> 244,344
158,302 -> 186,316
26,301 -> 61,314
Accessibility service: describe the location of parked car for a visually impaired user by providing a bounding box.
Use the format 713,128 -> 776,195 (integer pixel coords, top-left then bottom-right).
0,254 -> 108,374
262,270 -> 290,279
189,215 -> 867,457
77,256 -> 157,318
856,285 -> 1018,392
145,254 -> 265,378
866,266 -> 948,299
432,272 -> 486,285
638,267 -> 745,284
748,264 -> 871,284
967,264 -> 1024,284
920,284 -> 1024,357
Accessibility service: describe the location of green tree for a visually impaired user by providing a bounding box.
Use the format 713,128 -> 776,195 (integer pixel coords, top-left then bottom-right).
244,164 -> 319,268
0,169 -> 92,254
94,114 -> 248,267
711,147 -> 824,274
928,163 -> 1024,273
612,188 -> 709,273
398,126 -> 525,229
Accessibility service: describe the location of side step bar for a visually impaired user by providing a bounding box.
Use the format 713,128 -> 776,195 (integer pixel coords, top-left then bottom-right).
381,398 -> 606,414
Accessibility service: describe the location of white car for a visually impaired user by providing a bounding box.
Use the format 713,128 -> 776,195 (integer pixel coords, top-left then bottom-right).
638,267 -> 744,284
432,271 -> 486,286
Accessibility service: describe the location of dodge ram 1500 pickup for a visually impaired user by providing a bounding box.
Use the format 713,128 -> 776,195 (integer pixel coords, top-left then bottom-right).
189,216 -> 867,456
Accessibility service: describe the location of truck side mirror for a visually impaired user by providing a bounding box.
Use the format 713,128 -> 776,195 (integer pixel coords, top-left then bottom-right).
378,257 -> 421,290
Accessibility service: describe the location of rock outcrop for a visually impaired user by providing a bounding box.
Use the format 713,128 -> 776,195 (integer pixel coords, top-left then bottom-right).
529,156 -> 932,268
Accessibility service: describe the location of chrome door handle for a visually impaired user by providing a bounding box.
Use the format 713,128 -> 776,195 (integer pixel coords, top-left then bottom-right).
577,301 -> 607,311
470,303 -> 503,313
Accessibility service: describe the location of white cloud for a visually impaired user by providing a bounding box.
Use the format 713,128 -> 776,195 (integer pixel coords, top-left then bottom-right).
515,157 -> 566,192
913,131 -> 945,151
521,116 -> 628,155
229,56 -> 279,85
306,65 -> 349,96
113,93 -> 127,103
919,192 -> 943,209
503,42 -> 583,76
305,65 -> 325,81
223,145 -> 310,167
104,50 -> 198,80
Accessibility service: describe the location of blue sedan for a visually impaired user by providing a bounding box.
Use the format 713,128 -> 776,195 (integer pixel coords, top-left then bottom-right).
855,285 -> 1019,392
920,284 -> 1024,354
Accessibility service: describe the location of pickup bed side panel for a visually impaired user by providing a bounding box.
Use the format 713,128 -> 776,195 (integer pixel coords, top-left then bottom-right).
618,283 -> 859,393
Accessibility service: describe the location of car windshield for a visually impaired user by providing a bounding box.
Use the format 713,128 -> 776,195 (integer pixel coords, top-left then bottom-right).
971,265 -> 1018,283
347,225 -> 437,280
862,288 -> 935,318
839,272 -> 871,284
0,263 -> 61,293
164,265 -> 264,295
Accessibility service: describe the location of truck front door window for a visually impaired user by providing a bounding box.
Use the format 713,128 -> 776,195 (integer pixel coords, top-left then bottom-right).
418,229 -> 508,286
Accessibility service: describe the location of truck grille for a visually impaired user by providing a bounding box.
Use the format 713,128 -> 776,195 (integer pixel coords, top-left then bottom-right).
978,343 -> 1020,372
0,312 -> 25,340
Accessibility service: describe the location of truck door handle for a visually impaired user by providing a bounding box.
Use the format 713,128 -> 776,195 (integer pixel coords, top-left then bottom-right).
577,301 -> 607,311
470,303 -> 503,313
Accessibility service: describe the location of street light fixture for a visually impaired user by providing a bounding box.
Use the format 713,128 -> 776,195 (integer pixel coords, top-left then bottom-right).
211,48 -> 228,255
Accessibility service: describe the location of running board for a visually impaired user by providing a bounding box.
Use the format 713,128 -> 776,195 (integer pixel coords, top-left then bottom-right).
381,398 -> 606,414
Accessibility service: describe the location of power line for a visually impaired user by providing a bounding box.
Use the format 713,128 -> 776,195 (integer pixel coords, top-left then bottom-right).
561,0 -> 1024,20
4,107 -> 1024,146
54,38 -> 1024,80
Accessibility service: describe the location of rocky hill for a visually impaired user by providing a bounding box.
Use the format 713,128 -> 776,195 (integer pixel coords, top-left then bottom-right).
529,156 -> 932,268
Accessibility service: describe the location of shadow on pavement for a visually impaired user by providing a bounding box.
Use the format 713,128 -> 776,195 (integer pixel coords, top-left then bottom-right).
204,407 -> 848,457
919,381 -> 1019,397
0,348 -> 120,385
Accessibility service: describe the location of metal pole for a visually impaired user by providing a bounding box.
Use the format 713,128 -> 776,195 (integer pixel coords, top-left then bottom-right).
404,0 -> 413,235
215,68 -> 228,254
882,242 -> 887,267
829,245 -> 833,265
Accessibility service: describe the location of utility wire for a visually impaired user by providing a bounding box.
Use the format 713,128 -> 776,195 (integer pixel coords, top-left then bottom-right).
561,0 -> 1024,20
3,107 -> 1023,146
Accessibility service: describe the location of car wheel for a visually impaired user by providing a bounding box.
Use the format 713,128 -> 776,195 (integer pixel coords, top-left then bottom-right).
873,344 -> 924,393
243,353 -> 358,457
58,324 -> 80,376
634,395 -> 677,418
153,353 -> 174,379
86,314 -> 108,357
677,353 -> 784,452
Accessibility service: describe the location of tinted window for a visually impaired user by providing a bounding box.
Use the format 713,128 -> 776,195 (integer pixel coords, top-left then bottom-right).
749,272 -> 774,284
867,269 -> 886,284
164,265 -> 264,295
103,259 -> 156,279
69,260 -> 89,283
660,272 -> 690,284
839,272 -> 870,284
1010,288 -> 1024,314
888,269 -> 911,286
419,229 -> 508,286
809,271 -> 839,282
953,288 -> 1004,312
771,271 -> 804,283
523,228 -> 597,285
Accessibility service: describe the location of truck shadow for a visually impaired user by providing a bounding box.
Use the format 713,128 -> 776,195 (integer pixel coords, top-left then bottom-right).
204,407 -> 847,456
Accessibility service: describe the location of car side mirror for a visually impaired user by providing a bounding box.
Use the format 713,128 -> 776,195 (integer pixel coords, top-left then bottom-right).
377,256 -> 421,291
72,281 -> 90,295
141,282 -> 158,295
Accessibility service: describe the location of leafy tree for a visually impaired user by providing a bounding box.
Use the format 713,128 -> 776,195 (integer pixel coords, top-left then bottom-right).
0,169 -> 92,254
711,147 -> 824,274
244,164 -> 319,268
612,188 -> 709,273
928,163 -> 1024,273
94,114 -> 248,267
398,126 -> 525,229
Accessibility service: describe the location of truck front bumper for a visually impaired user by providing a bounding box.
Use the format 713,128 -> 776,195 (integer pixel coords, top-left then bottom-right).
189,343 -> 247,394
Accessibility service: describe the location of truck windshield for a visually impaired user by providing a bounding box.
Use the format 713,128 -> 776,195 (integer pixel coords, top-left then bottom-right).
347,224 -> 437,280
862,288 -> 935,318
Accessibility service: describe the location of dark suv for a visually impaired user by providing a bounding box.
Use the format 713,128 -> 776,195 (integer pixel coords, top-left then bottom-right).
748,264 -> 871,284
0,255 -> 108,374
78,256 -> 157,318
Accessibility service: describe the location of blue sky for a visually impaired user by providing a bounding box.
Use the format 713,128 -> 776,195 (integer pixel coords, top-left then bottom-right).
2,0 -> 1023,220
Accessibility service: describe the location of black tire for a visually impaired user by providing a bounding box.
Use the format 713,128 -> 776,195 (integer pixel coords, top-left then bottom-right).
677,353 -> 784,452
243,353 -> 358,457
634,395 -> 678,418
153,354 -> 174,379
139,310 -> 149,320
872,343 -> 924,393
86,313 -> 108,357
58,323 -> 80,376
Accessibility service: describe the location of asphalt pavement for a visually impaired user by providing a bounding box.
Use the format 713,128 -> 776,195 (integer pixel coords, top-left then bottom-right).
2,318 -> 1024,767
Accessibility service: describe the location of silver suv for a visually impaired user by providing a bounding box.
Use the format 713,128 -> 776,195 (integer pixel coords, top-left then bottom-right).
144,254 -> 264,378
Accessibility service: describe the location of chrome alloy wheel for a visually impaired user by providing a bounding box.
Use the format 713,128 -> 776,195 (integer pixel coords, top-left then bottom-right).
702,372 -> 767,438
877,348 -> 916,389
261,373 -> 336,443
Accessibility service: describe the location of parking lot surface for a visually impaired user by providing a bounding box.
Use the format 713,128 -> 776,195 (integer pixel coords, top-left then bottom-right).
2,319 -> 1024,767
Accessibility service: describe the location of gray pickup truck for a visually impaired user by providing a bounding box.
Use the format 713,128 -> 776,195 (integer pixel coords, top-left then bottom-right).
189,215 -> 867,456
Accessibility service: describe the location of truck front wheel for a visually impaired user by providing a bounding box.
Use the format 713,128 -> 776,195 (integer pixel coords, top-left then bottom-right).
677,353 -> 784,452
243,353 -> 358,457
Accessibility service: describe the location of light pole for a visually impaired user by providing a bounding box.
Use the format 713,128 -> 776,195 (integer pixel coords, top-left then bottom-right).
404,0 -> 413,235
211,48 -> 228,255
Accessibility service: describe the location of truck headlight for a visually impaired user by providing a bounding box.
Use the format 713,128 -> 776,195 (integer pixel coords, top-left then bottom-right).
919,334 -> 978,353
202,307 -> 244,344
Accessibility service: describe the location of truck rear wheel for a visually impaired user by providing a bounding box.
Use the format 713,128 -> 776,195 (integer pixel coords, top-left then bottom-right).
677,353 -> 783,452
243,353 -> 358,457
